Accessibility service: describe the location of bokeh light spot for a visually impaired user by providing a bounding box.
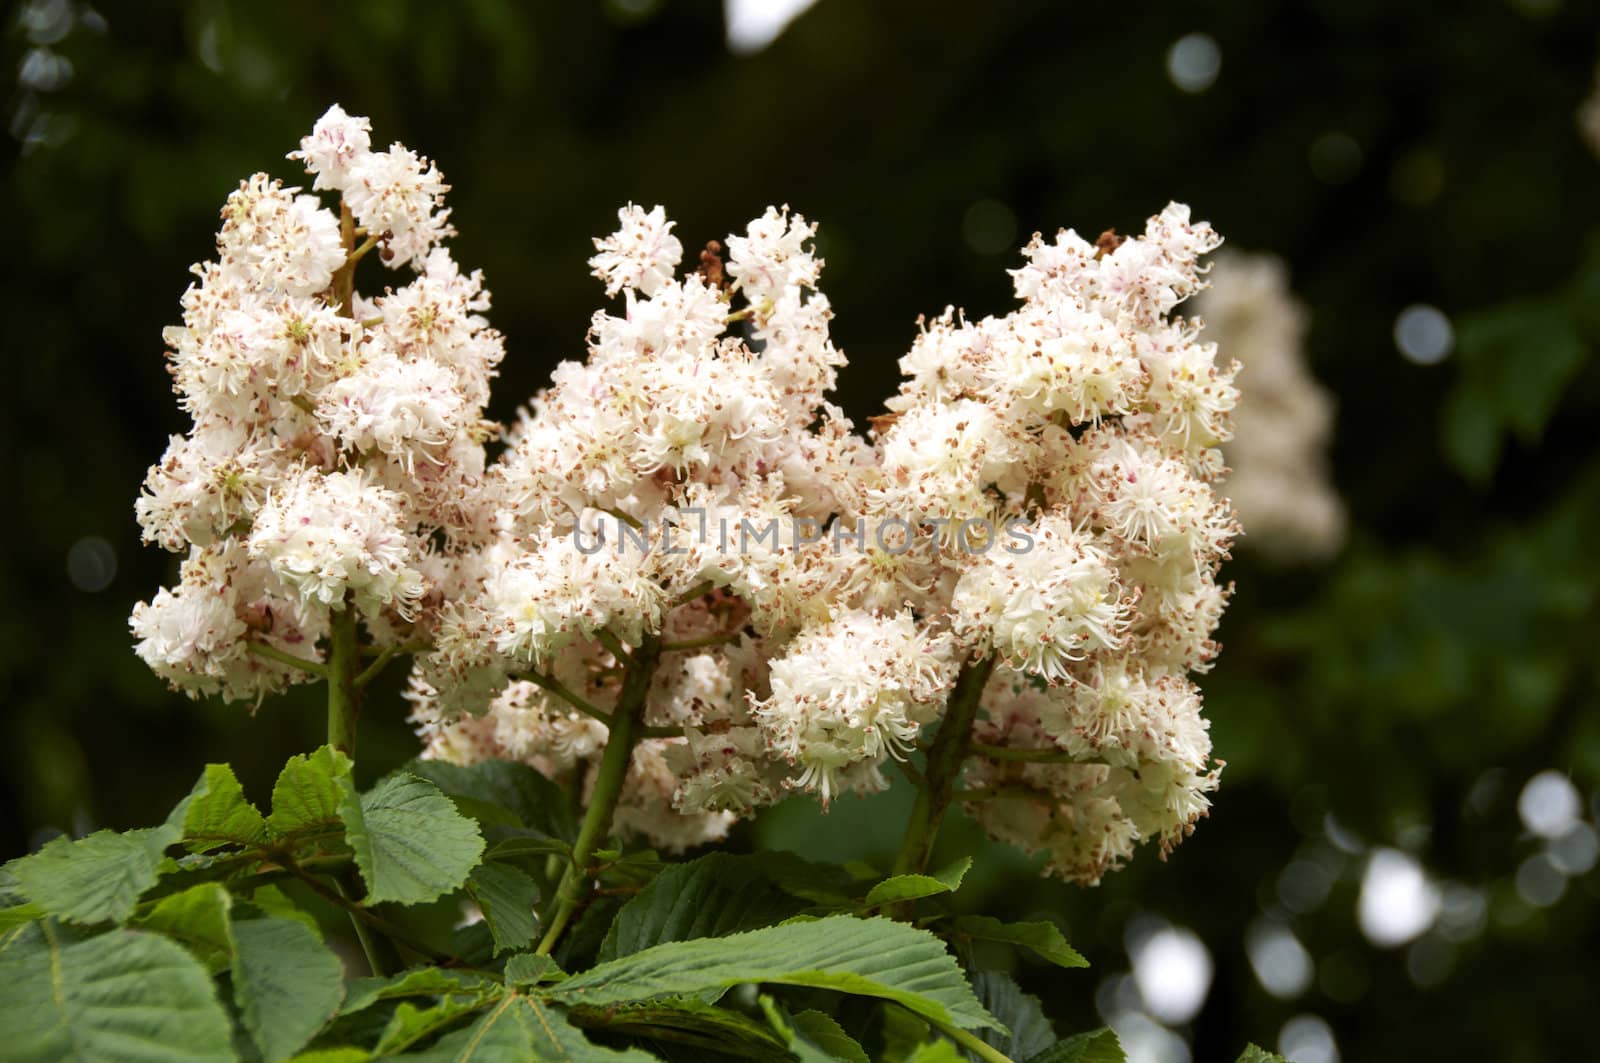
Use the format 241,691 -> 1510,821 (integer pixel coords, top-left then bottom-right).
66,535 -> 117,593
1518,770 -> 1581,838
1166,34 -> 1221,93
1393,304 -> 1452,365
1358,848 -> 1439,947
1279,1014 -> 1340,1063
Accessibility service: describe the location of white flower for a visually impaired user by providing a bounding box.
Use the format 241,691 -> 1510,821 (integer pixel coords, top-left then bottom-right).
725,206 -> 820,306
247,467 -> 424,618
317,351 -> 467,471
952,516 -> 1125,682
589,203 -> 684,297
290,104 -> 373,192
216,175 -> 345,298
752,610 -> 957,802
343,145 -> 454,268
481,525 -> 666,665
130,541 -> 321,703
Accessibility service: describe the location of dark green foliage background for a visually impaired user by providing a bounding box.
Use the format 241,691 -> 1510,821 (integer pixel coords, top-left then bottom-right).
4,1 -> 1598,1059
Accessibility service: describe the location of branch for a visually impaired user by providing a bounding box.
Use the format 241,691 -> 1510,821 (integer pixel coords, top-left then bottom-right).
246,640 -> 329,679
514,670 -> 682,739
355,641 -> 430,688
536,635 -> 664,955
659,631 -> 741,653
670,580 -> 716,608
594,629 -> 633,665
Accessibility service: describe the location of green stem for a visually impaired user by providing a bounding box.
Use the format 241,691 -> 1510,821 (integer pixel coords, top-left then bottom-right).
670,580 -> 716,608
246,640 -> 329,679
891,654 -> 996,879
659,631 -> 740,653
332,872 -> 401,976
536,634 -> 662,955
928,1014 -> 1015,1063
355,640 -> 428,688
327,603 -> 361,757
595,629 -> 633,665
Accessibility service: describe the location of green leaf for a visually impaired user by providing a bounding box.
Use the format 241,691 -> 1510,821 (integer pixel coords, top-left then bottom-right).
484,834 -> 572,863
864,856 -> 972,907
1235,1047 -> 1287,1063
405,758 -> 578,842
973,971 -> 1055,1060
243,883 -> 324,940
131,882 -> 234,974
0,923 -> 232,1062
341,967 -> 500,1016
574,997 -> 791,1059
182,763 -> 269,852
949,915 -> 1088,969
504,953 -> 565,986
598,852 -> 811,962
10,824 -> 178,925
0,902 -> 44,932
375,998 -> 494,1055
231,916 -> 345,1062
549,915 -> 1001,1033
401,995 -> 654,1061
1441,299 -> 1589,482
269,746 -> 354,838
340,772 -> 484,906
290,1051 -> 371,1062
905,1042 -> 964,1063
1025,1027 -> 1126,1063
792,1009 -> 870,1063
466,863 -> 540,955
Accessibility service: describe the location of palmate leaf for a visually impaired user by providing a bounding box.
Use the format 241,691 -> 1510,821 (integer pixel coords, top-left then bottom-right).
341,967 -> 501,1016
864,857 -> 972,907
398,995 -> 654,1062
758,997 -> 872,1063
339,772 -> 484,906
1024,1027 -> 1126,1063
598,852 -> 812,962
465,863 -> 541,955
231,916 -> 346,1062
972,971 -> 1055,1060
374,997 -> 496,1056
130,881 -> 234,974
572,997 -> 792,1060
948,915 -> 1088,970
405,758 -> 578,843
7,821 -> 179,925
181,763 -> 269,852
269,746 -> 354,838
549,915 -> 1002,1034
0,923 -> 232,1062
504,953 -> 565,987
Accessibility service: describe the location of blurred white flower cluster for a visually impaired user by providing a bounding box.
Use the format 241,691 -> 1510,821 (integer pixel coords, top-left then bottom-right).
134,107 -> 1242,881
1194,252 -> 1344,561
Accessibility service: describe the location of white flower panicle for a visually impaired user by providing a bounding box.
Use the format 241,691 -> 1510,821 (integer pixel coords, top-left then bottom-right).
134,119 -> 1239,881
752,610 -> 958,802
133,106 -> 500,703
1193,252 -> 1345,560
